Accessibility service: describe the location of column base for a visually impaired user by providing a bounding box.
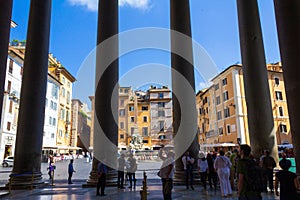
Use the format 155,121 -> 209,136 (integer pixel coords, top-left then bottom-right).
6,171 -> 44,189
173,169 -> 200,185
83,169 -> 118,188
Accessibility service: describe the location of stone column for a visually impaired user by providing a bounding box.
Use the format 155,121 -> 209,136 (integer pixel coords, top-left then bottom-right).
237,0 -> 278,160
0,0 -> 13,127
170,0 -> 199,184
273,1 -> 300,174
9,0 -> 52,188
85,0 -> 119,187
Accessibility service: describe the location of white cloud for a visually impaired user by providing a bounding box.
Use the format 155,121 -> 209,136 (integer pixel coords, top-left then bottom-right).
67,0 -> 151,11
119,0 -> 151,10
67,0 -> 98,11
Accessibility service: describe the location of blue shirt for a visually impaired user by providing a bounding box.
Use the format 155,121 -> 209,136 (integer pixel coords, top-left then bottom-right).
68,163 -> 74,173
98,162 -> 108,174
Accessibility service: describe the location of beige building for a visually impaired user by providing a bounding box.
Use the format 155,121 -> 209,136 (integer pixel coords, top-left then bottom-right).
71,99 -> 91,153
197,63 -> 291,150
48,57 -> 76,152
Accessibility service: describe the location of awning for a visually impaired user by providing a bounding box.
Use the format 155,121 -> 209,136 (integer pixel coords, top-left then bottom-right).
200,143 -> 238,148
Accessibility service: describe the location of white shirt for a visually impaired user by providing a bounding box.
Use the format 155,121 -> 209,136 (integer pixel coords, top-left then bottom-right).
198,159 -> 208,172
182,155 -> 195,170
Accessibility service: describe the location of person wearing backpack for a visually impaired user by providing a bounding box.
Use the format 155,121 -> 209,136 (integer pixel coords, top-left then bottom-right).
237,144 -> 262,200
275,157 -> 300,200
262,150 -> 276,193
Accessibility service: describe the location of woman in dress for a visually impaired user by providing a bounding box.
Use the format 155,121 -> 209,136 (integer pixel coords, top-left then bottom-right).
214,150 -> 232,197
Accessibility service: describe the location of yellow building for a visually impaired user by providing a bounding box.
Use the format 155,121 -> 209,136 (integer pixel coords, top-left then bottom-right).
127,90 -> 152,150
197,63 -> 291,150
118,87 -> 131,148
117,86 -> 172,150
48,56 -> 76,152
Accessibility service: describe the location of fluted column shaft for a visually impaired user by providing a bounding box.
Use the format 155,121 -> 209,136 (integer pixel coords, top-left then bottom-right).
9,0 -> 52,188
274,0 -> 300,174
237,0 -> 278,159
0,0 -> 13,127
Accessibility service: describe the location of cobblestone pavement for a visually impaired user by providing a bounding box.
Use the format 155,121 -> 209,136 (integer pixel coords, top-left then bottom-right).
0,181 -> 280,200
0,158 -> 281,199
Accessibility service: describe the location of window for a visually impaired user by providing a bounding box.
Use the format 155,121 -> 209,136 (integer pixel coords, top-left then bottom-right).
158,93 -> 164,99
274,77 -> 280,85
7,122 -> 11,131
59,130 -> 63,137
143,116 -> 147,122
49,116 -> 52,125
60,109 -> 65,120
223,91 -> 229,101
224,107 -> 230,118
142,127 -> 148,136
158,102 -> 165,108
217,111 -> 222,120
119,88 -> 123,93
120,122 -> 124,129
158,110 -> 165,117
52,85 -> 58,99
130,117 -> 134,122
62,77 -> 65,83
222,78 -> 227,86
50,101 -> 54,109
53,118 -> 56,126
124,89 -> 129,93
216,96 -> 221,105
7,81 -> 11,93
275,91 -> 283,100
214,84 -> 219,90
129,106 -> 134,111
51,133 -> 55,139
53,102 -> 57,110
67,82 -> 70,88
226,124 -> 231,134
159,121 -> 164,132
199,108 -> 202,115
67,91 -> 70,103
131,127 -> 135,135
62,87 -> 65,97
9,101 -> 13,113
278,107 -> 284,117
9,59 -> 13,74
279,124 -> 287,133
120,134 -> 124,139
119,109 -> 125,116
66,111 -> 69,122
218,127 -> 223,135
120,100 -> 124,106
142,106 -> 148,111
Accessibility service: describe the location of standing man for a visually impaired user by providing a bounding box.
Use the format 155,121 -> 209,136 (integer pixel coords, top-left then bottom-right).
261,150 -> 276,193
230,148 -> 239,190
182,151 -> 195,190
68,159 -> 75,184
237,144 -> 262,200
97,160 -> 107,196
127,153 -> 137,189
117,154 -> 126,189
160,151 -> 175,200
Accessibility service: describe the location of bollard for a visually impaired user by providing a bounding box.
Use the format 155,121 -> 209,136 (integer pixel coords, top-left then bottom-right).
140,171 -> 148,200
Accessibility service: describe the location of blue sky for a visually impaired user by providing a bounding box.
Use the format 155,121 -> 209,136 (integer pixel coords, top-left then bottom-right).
10,0 -> 280,105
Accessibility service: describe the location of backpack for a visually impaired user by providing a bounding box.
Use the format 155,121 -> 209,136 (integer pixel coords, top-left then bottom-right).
242,159 -> 265,193
263,156 -> 276,169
